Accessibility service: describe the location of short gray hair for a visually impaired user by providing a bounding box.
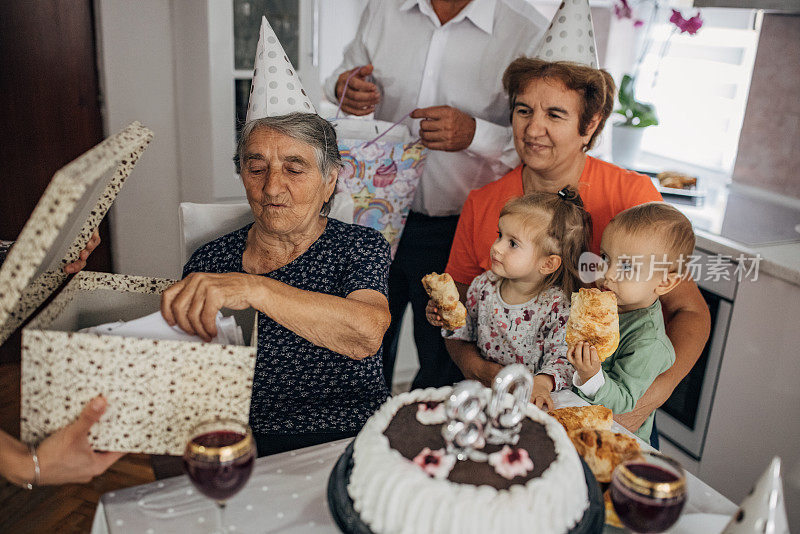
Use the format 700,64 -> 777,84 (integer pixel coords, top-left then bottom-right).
233,112 -> 342,216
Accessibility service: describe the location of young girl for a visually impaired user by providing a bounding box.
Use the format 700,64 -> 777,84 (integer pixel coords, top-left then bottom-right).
437,187 -> 591,410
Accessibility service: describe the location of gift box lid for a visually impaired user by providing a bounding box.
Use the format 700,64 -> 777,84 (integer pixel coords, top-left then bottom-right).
0,121 -> 153,345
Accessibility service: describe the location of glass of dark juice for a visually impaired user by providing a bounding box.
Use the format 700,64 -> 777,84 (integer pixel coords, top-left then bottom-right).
610,451 -> 687,533
183,418 -> 256,533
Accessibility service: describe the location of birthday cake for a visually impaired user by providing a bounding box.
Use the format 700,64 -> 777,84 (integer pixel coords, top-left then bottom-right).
347,386 -> 589,534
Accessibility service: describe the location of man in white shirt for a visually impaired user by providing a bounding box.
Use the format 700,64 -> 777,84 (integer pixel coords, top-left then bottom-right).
325,0 -> 547,390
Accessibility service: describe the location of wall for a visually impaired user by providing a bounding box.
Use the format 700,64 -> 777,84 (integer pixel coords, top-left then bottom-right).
732,13 -> 800,199
95,0 -> 182,278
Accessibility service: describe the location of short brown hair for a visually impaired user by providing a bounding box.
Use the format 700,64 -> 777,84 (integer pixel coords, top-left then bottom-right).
500,186 -> 592,295
502,58 -> 616,151
607,202 -> 695,273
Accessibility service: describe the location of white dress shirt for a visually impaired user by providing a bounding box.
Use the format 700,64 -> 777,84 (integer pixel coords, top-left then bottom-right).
324,0 -> 547,216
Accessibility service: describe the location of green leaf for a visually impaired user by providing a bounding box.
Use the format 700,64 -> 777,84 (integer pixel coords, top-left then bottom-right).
618,75 -> 636,109
615,74 -> 659,128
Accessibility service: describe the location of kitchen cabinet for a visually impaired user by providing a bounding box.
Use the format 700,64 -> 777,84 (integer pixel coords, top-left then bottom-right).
697,270 -> 800,530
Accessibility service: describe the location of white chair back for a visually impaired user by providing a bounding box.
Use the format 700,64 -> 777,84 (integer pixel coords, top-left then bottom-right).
178,193 -> 354,267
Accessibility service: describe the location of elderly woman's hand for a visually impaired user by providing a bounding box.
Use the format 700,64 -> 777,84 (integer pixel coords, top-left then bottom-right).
161,272 -> 261,342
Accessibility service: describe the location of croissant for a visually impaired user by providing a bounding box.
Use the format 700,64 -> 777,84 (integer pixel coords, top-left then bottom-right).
568,429 -> 641,483
550,405 -> 613,433
421,272 -> 467,330
565,288 -> 619,362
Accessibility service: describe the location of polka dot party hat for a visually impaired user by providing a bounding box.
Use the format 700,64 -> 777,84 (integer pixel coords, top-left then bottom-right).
533,0 -> 599,68
722,457 -> 789,534
246,15 -> 316,121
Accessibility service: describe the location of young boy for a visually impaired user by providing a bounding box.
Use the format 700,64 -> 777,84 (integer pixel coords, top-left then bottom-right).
567,202 -> 695,442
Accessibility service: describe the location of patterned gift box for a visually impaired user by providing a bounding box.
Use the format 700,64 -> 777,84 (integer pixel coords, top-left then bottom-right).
0,122 -> 257,455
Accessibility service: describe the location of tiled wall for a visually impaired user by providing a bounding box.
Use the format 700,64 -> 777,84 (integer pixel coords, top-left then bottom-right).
732,13 -> 800,199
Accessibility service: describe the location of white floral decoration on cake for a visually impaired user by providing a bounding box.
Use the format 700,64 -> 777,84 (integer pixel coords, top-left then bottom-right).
412,447 -> 456,479
488,445 -> 535,480
416,401 -> 447,425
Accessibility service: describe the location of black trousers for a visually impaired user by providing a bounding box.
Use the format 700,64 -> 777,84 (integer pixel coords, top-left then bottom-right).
382,211 -> 464,390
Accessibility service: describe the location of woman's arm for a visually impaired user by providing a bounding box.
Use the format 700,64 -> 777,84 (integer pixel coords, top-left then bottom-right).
441,280 -> 505,384
161,272 -> 390,360
614,279 -> 711,431
445,338 -> 503,387
1,396 -> 123,487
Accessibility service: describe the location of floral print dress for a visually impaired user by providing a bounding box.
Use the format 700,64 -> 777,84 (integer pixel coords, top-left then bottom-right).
443,271 -> 573,391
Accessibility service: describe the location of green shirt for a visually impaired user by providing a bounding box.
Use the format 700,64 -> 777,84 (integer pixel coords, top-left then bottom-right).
575,299 -> 675,442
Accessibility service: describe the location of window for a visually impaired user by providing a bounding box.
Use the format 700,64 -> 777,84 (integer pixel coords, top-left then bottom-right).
233,0 -> 302,131
630,8 -> 761,173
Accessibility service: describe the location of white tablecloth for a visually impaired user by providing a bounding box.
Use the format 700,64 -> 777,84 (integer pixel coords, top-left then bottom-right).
92,390 -> 738,534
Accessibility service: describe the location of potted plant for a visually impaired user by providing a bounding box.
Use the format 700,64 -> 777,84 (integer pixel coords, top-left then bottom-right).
609,1 -> 704,168
611,74 -> 658,168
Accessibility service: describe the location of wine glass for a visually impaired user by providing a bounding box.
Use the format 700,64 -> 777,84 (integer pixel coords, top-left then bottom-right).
183,418 -> 256,533
610,451 -> 687,533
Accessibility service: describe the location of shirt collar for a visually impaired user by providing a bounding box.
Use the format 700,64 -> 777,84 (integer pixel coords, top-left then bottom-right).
400,0 -> 496,34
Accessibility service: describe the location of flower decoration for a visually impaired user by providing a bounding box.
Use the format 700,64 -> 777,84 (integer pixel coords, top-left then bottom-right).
612,0 -> 703,34
412,447 -> 456,479
488,445 -> 534,480
611,0 -> 704,128
416,400 -> 447,425
669,9 -> 703,35
613,0 -> 643,27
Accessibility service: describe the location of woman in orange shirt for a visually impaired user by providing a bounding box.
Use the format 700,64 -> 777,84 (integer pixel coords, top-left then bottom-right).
434,58 -> 710,440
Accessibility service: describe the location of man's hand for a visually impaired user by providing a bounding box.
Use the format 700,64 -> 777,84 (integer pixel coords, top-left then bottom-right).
63,229 -> 101,274
567,341 -> 602,385
410,106 -> 476,151
335,64 -> 381,116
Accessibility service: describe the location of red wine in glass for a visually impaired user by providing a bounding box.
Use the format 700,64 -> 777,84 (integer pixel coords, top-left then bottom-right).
183,419 -> 256,533
610,451 -> 686,533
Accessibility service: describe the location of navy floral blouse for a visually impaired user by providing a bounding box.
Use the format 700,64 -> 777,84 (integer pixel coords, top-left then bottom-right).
183,218 -> 390,435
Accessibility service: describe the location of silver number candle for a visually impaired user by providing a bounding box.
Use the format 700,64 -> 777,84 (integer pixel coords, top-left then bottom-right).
486,364 -> 534,445
442,380 -> 488,461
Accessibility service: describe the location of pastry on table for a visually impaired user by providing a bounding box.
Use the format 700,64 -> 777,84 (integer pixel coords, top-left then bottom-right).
567,429 -> 641,483
657,171 -> 697,190
422,272 -> 467,330
565,287 -> 620,362
550,405 -> 613,433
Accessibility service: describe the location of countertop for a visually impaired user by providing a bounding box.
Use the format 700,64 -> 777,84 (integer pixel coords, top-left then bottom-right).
620,151 -> 800,287
664,181 -> 800,287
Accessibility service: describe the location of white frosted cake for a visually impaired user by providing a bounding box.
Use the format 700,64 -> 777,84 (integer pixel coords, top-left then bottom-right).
347,387 -> 589,534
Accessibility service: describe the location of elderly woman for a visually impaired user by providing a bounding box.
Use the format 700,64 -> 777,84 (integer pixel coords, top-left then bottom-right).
161,112 -> 391,456
434,58 -> 711,446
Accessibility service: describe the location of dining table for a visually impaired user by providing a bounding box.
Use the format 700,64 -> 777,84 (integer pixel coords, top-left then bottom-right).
91,390 -> 739,534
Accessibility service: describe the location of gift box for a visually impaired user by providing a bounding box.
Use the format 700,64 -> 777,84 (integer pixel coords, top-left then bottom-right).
0,122 -> 258,455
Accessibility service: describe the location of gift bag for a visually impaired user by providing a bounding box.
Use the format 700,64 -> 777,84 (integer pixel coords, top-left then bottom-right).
332,117 -> 427,258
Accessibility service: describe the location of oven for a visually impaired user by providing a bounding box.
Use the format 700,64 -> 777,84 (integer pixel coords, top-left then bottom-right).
656,249 -> 737,460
